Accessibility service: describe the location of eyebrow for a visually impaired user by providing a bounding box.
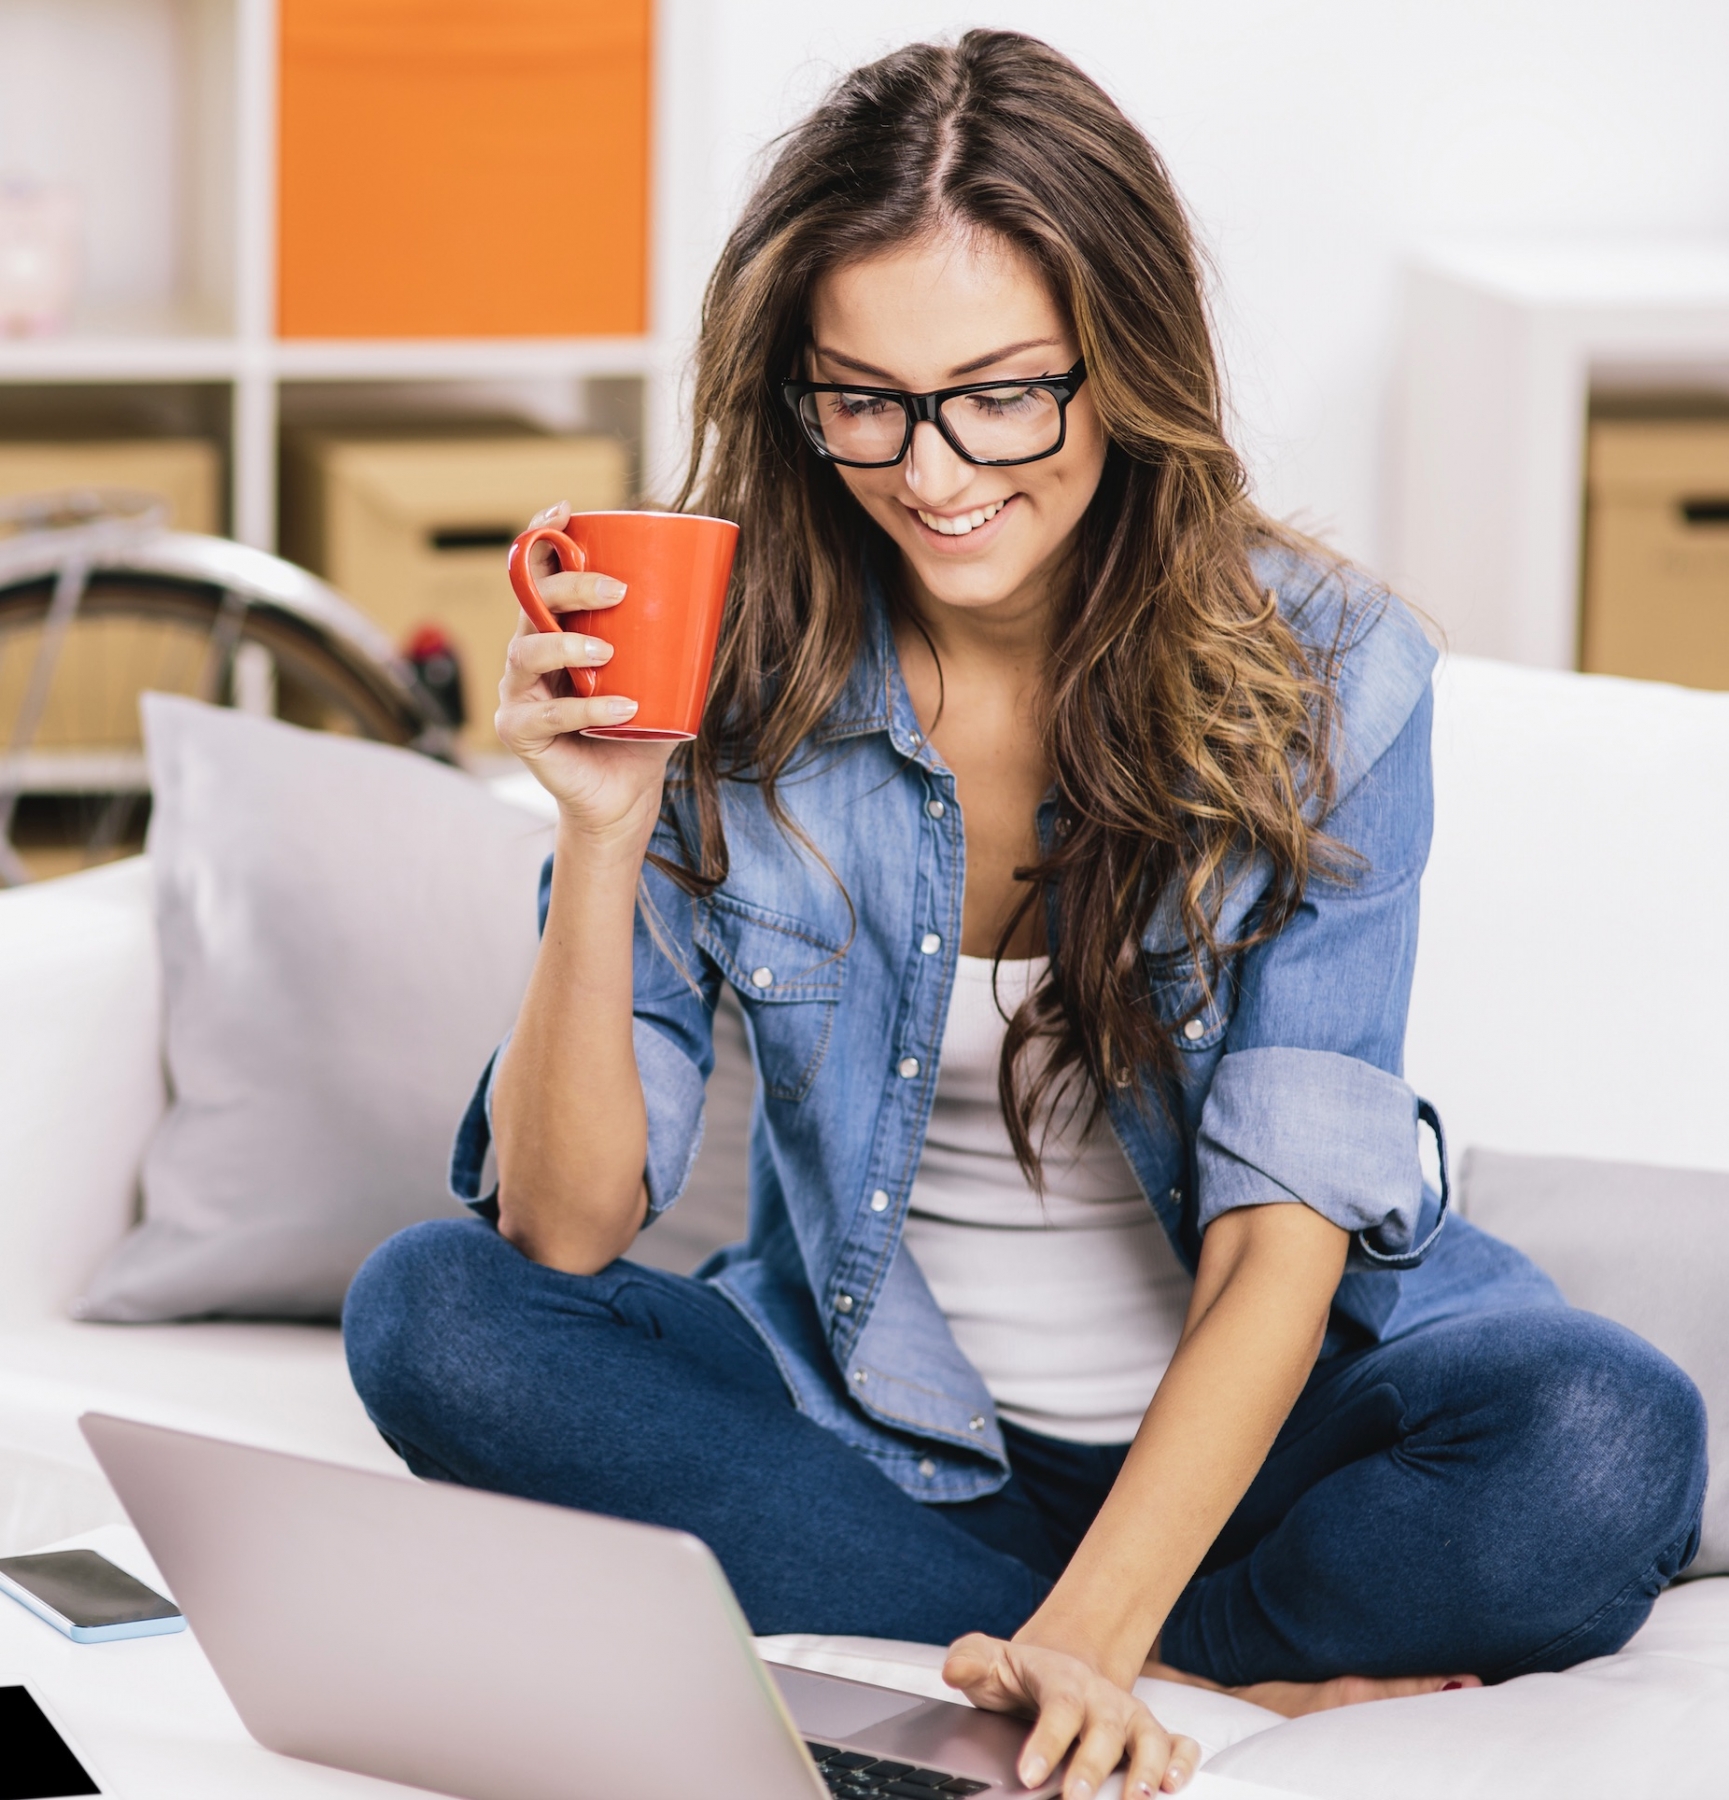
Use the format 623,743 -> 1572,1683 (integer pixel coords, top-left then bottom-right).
811,337 -> 1067,383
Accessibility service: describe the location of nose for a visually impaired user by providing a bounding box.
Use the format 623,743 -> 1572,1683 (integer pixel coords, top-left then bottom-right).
903,420 -> 972,508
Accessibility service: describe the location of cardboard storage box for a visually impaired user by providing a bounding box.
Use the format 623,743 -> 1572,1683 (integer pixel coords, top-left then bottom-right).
0,438 -> 220,532
281,431 -> 630,751
1583,420 -> 1729,691
0,439 -> 223,752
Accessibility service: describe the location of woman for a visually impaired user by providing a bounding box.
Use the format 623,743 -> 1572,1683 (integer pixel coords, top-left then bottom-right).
344,31 -> 1706,1799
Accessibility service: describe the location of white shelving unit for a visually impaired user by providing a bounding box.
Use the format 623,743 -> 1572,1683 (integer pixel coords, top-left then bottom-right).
0,0 -> 678,549
1388,239 -> 1729,669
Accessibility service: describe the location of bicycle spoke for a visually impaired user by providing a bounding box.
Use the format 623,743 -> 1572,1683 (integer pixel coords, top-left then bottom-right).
198,589 -> 251,705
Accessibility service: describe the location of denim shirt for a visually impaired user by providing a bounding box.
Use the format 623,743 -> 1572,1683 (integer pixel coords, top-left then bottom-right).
453,546 -> 1557,1502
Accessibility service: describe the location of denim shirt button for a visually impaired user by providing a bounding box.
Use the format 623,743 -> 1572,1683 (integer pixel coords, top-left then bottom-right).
918,1458 -> 937,1478
968,1414 -> 986,1432
920,932 -> 941,954
750,966 -> 774,989
835,1292 -> 855,1314
869,1189 -> 890,1212
1183,1017 -> 1206,1041
1169,1186 -> 1182,1203
898,1056 -> 920,1079
925,798 -> 946,819
853,1369 -> 868,1384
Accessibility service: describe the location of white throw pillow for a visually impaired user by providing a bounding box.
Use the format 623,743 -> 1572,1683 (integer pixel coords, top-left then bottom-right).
76,696 -> 553,1322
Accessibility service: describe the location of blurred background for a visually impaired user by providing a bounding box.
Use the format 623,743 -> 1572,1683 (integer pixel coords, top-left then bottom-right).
0,0 -> 1727,874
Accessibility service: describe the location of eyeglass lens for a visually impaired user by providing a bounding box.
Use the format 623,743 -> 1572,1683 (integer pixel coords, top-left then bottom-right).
796,382 -> 1065,465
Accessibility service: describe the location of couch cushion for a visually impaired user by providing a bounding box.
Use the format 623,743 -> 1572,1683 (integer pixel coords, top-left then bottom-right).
76,697 -> 553,1323
1200,1575 -> 1729,1800
1459,1148 -> 1728,1575
0,1316 -> 401,1553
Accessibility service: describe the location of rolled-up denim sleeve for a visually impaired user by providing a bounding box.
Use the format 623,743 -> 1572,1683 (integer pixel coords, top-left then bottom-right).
449,1039 -> 507,1213
1195,679 -> 1438,1265
448,836 -> 719,1224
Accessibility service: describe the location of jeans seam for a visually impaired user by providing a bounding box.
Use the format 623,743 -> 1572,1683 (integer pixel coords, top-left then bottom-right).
1491,1499 -> 1706,1681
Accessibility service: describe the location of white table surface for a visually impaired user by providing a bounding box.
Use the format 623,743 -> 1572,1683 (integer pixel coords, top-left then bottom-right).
1,1524 -> 1300,1800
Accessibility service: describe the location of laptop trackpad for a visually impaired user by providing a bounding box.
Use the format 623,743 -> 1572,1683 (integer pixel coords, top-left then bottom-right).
771,1664 -> 930,1738
771,1665 -> 1049,1792
849,1698 -> 1036,1783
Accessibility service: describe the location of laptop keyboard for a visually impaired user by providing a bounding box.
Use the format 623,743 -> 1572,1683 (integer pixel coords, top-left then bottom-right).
805,1741 -> 992,1797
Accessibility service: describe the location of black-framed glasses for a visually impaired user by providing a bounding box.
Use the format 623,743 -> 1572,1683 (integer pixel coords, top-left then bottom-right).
780,359 -> 1088,469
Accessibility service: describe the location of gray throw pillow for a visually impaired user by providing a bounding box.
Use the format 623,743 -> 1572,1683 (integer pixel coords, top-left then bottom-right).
76,695 -> 553,1323
1460,1148 -> 1728,1575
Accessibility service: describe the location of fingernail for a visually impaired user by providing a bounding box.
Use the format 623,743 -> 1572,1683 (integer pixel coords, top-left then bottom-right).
1442,1680 -> 1463,1691
1134,1783 -> 1157,1798
1069,1781 -> 1092,1800
1164,1770 -> 1191,1793
1020,1757 -> 1048,1787
603,697 -> 638,718
581,637 -> 613,660
595,576 -> 627,601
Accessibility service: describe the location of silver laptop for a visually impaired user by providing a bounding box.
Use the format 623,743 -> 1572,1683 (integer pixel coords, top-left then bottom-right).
81,1414 -> 1062,1800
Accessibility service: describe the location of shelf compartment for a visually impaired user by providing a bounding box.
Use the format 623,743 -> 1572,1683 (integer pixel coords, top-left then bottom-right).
0,0 -> 239,340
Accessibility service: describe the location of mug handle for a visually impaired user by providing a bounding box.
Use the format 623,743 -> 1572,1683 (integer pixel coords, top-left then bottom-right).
506,526 -> 598,697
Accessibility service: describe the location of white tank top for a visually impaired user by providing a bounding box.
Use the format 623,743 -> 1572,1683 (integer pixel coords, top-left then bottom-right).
901,955 -> 1194,1445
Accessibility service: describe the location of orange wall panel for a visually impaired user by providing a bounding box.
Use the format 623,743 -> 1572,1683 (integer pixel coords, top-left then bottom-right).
278,0 -> 650,338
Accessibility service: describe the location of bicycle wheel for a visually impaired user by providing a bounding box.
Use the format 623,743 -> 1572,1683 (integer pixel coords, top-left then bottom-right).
0,492 -> 448,884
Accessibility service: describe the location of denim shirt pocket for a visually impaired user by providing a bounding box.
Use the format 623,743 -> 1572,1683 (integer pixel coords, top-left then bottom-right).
1145,952 -> 1234,1055
696,893 -> 848,1102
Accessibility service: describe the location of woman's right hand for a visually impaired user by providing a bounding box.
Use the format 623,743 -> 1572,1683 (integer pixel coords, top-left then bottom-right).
943,1636 -> 1198,1798
495,500 -> 675,844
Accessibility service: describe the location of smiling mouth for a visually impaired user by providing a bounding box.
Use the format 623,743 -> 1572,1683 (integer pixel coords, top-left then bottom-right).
913,496 -> 1012,537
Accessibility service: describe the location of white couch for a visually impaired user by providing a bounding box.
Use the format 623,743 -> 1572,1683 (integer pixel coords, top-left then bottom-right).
3,653 -> 1727,1800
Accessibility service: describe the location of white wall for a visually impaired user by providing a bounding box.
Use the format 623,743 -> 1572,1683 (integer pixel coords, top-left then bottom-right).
656,0 -> 1729,573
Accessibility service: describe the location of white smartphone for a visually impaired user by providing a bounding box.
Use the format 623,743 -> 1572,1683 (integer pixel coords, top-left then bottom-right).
0,1549 -> 184,1645
0,1678 -> 104,1795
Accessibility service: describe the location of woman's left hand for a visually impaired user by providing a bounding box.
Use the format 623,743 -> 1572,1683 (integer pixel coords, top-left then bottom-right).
942,1634 -> 1200,1798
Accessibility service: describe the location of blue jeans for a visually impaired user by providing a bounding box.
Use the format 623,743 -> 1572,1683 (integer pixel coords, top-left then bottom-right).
343,1218 -> 1707,1686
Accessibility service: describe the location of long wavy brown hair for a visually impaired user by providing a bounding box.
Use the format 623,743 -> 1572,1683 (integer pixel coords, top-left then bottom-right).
663,28 -> 1348,1178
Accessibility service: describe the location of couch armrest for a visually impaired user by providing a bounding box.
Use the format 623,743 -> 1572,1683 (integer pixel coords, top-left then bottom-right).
0,857 -> 164,1322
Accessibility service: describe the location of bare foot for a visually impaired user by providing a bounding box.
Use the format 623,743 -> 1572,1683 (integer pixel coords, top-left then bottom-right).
1141,1659 -> 1482,1718
1228,1673 -> 1482,1717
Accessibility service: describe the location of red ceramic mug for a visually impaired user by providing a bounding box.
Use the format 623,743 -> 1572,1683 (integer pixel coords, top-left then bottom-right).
506,510 -> 739,740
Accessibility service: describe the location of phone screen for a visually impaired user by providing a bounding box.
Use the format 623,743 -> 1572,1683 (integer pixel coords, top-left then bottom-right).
0,1550 -> 179,1630
0,1686 -> 100,1797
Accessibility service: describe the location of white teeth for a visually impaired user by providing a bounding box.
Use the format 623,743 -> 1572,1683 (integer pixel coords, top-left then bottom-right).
916,498 -> 1007,536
